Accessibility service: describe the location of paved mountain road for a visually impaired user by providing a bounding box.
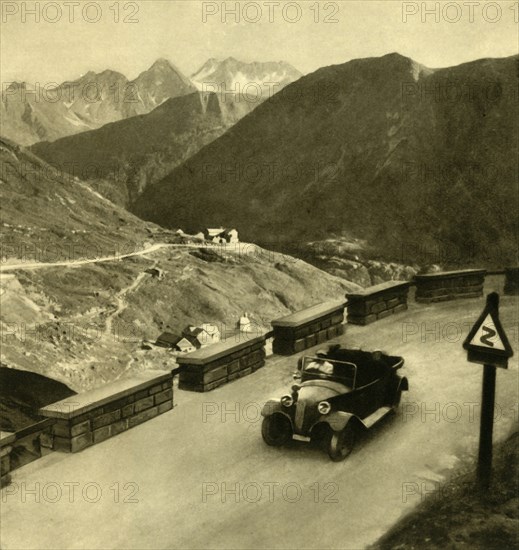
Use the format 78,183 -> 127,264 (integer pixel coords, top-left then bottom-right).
0,242 -> 262,273
1,277 -> 517,549
0,243 -> 178,272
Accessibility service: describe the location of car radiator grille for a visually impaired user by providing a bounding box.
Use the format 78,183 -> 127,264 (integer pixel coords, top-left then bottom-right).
295,401 -> 306,432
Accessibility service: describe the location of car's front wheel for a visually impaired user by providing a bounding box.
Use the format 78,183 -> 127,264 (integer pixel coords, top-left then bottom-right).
261,414 -> 292,446
328,422 -> 356,461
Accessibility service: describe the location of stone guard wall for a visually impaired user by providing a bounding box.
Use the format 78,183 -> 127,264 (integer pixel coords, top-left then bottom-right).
39,371 -> 173,453
271,301 -> 345,355
414,269 -> 486,303
178,333 -> 267,392
0,419 -> 56,486
1,432 -> 15,487
504,267 -> 519,295
346,281 -> 410,325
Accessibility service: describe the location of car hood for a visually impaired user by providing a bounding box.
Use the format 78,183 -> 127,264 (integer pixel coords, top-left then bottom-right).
297,381 -> 346,402
293,381 -> 349,434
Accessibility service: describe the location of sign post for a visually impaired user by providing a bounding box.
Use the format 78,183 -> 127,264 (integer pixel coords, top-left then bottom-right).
463,292 -> 513,491
477,363 -> 496,489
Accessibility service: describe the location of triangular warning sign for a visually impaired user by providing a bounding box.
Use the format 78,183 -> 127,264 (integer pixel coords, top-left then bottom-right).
468,314 -> 506,351
463,293 -> 514,368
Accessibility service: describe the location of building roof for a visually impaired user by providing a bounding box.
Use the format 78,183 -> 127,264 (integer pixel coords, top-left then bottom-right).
155,332 -> 182,346
204,228 -> 225,237
156,332 -> 199,350
183,326 -> 205,337
203,227 -> 237,238
185,334 -> 202,347
176,337 -> 196,350
199,323 -> 220,335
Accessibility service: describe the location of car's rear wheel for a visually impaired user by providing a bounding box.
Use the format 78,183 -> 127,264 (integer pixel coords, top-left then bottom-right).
261,414 -> 292,446
328,422 -> 356,461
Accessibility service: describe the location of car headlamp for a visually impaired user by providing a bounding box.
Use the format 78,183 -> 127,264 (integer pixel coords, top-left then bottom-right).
317,401 -> 331,415
281,394 -> 294,407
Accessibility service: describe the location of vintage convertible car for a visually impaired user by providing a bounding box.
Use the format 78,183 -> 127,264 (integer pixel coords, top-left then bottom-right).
261,345 -> 408,461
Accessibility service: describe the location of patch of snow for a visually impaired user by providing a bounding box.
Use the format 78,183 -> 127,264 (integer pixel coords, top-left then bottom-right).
191,80 -> 205,91
64,115 -> 89,128
411,61 -> 425,82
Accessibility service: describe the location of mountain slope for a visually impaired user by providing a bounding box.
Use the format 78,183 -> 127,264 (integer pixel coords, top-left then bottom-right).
0,136 -> 159,257
1,59 -> 197,146
0,137 -> 360,394
134,53 -> 519,267
31,92 -> 228,206
25,58 -> 303,206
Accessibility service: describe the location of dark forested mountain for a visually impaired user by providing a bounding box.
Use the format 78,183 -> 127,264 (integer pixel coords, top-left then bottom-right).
31,92 -> 228,206
29,58 -> 304,206
133,53 -> 519,266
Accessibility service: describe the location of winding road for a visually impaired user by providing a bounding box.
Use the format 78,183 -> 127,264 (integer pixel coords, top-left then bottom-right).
0,241 -> 258,273
1,276 -> 517,550
0,243 -> 174,273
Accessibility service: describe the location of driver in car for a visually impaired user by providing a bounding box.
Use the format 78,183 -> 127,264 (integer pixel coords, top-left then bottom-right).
304,351 -> 334,375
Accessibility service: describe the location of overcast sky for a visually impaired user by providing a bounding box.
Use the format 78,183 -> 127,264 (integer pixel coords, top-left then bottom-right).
1,0 -> 518,84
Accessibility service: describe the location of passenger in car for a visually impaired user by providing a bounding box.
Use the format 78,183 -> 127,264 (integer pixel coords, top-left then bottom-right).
304,352 -> 334,375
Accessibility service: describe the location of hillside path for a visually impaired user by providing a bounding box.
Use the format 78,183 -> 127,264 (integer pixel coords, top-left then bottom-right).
0,242 -> 259,273
0,243 -> 204,273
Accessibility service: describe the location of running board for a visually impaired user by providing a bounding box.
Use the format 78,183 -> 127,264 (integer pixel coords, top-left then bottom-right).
361,406 -> 393,429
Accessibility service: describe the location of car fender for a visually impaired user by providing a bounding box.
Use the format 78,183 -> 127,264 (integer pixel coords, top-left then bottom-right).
262,399 -> 289,418
319,411 -> 359,432
398,376 -> 409,392
387,374 -> 409,403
